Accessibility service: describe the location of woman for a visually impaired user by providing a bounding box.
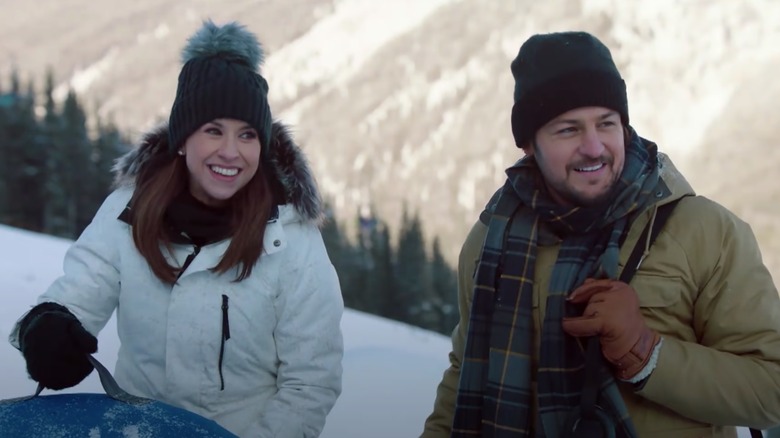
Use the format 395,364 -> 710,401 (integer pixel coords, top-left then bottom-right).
8,20 -> 343,438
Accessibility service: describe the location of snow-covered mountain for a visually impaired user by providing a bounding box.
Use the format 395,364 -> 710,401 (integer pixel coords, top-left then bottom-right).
1,0 -> 778,278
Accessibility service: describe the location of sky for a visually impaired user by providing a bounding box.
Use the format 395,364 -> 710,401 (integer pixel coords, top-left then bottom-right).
0,224 -> 759,438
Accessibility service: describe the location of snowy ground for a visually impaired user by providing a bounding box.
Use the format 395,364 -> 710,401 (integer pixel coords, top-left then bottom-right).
0,224 -> 761,437
0,224 -> 451,438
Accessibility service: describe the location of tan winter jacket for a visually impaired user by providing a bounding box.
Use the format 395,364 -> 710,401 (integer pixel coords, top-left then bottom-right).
421,155 -> 780,438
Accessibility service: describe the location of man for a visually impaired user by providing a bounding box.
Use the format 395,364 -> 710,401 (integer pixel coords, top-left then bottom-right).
421,31 -> 780,438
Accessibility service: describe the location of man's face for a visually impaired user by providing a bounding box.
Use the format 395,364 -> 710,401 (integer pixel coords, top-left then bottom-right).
525,106 -> 625,207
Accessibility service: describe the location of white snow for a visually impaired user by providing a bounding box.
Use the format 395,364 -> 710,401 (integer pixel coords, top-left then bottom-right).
264,0 -> 458,102
0,224 -> 451,438
0,224 -> 762,438
52,48 -> 120,101
136,23 -> 171,44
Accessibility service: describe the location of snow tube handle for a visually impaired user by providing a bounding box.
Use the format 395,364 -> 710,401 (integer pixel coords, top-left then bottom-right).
0,383 -> 43,406
0,356 -> 152,406
86,355 -> 153,405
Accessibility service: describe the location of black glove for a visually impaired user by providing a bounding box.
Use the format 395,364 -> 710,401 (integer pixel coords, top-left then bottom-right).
18,302 -> 98,390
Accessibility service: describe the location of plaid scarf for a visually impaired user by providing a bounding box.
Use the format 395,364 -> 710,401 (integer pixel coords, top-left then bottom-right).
452,130 -> 667,438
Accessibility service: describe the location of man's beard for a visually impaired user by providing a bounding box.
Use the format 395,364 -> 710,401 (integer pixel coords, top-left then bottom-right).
545,173 -> 620,208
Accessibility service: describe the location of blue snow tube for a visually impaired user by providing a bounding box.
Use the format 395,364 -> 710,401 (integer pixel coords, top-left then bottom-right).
0,356 -> 237,437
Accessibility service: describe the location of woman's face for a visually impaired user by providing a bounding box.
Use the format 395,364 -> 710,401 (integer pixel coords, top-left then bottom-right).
180,118 -> 262,207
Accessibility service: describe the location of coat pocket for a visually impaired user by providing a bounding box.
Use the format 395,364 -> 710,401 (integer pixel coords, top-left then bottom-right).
631,274 -> 684,307
630,274 -> 695,339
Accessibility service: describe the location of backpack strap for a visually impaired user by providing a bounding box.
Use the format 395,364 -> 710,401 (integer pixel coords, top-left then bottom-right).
599,197 -> 764,438
620,199 -> 680,283
572,199 -> 683,436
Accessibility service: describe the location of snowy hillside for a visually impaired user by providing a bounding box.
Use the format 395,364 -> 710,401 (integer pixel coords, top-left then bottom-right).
0,224 -> 452,438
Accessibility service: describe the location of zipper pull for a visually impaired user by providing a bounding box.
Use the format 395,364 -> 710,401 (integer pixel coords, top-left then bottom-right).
218,294 -> 230,391
175,245 -> 201,281
221,295 -> 231,341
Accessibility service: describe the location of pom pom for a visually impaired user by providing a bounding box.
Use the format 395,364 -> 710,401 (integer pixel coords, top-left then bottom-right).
181,19 -> 264,69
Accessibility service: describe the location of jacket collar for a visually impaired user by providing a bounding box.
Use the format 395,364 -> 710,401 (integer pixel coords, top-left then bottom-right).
656,152 -> 696,204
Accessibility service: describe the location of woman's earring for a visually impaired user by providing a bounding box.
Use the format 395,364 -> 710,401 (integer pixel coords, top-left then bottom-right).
178,150 -> 185,156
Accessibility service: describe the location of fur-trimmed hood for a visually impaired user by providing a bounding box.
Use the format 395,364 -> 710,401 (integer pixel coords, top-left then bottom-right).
112,121 -> 324,224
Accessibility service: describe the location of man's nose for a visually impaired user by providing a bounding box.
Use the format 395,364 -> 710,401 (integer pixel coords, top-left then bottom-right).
579,128 -> 605,158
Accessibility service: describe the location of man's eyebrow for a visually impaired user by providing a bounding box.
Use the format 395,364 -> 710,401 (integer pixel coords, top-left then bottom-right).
553,111 -> 618,125
598,110 -> 618,120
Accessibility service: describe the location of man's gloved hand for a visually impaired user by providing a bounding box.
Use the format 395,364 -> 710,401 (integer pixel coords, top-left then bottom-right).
561,279 -> 660,380
18,302 -> 98,390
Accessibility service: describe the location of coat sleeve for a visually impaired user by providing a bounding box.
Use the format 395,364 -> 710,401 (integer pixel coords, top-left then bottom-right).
421,220 -> 487,438
637,199 -> 780,429
251,223 -> 344,438
8,189 -> 128,347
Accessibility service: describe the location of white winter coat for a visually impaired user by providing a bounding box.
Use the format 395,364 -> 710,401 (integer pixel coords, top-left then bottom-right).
10,123 -> 344,438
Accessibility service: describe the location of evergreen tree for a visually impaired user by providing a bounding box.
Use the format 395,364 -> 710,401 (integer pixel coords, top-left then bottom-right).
9,68 -> 20,95
60,89 -> 94,237
394,207 -> 434,328
334,206 -> 385,315
0,70 -> 21,228
321,203 -> 363,309
306,200 -> 459,335
430,236 -> 459,334
320,204 -> 345,263
92,116 -> 127,209
17,79 -> 47,231
369,222 -> 396,318
0,73 -> 9,223
355,207 -> 395,316
41,69 -> 71,237
345,212 -> 372,314
0,70 -> 42,230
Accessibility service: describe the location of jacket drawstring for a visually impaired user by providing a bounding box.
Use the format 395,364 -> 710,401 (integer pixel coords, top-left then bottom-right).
636,205 -> 658,271
219,294 -> 231,390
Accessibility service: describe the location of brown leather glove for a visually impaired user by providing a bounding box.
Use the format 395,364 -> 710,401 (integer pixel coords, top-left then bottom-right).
561,278 -> 660,380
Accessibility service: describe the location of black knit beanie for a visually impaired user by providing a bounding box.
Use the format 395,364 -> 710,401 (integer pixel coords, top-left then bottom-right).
510,31 -> 628,148
168,20 -> 273,154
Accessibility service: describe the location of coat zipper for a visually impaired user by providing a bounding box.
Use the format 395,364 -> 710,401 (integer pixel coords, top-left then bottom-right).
176,244 -> 201,281
218,294 -> 231,390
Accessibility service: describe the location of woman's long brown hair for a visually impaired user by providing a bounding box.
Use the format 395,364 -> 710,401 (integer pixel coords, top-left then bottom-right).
130,150 -> 273,285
